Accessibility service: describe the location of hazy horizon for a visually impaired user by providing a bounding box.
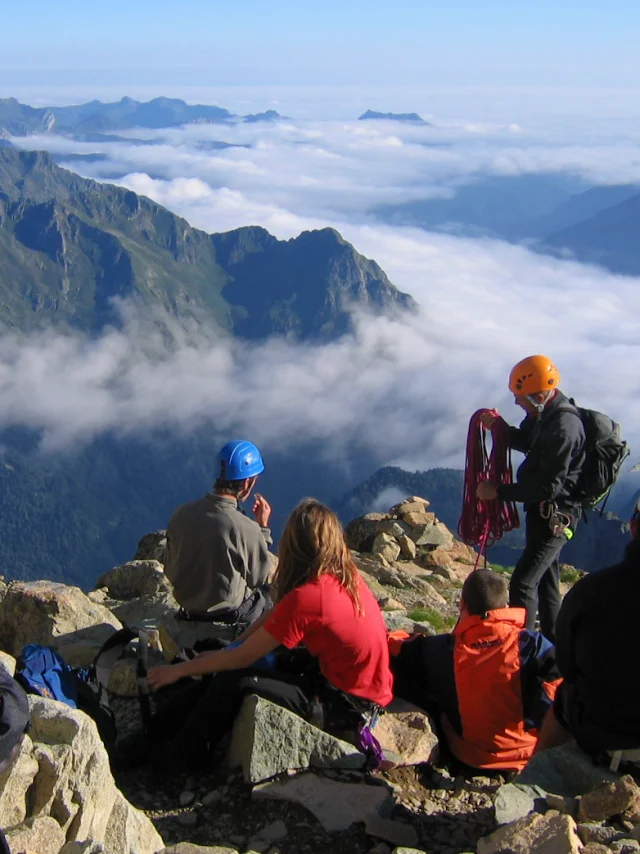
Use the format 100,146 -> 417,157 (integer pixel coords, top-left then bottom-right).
3,0 -> 640,88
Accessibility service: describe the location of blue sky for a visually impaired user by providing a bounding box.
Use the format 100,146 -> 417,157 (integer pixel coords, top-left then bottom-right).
2,0 -> 639,87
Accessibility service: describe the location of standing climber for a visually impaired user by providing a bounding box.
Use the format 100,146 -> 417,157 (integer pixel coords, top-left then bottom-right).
164,440 -> 274,625
476,355 -> 585,641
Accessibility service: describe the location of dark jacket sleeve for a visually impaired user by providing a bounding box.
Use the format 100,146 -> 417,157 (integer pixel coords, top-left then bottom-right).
497,412 -> 583,505
508,417 -> 533,454
553,580 -> 585,684
519,630 -> 561,730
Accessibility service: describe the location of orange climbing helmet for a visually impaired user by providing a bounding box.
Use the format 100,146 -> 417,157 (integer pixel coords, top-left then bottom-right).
508,355 -> 560,396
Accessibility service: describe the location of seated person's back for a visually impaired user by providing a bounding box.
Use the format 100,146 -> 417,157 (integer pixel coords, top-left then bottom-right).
164,440 -> 273,619
391,569 -> 560,771
552,500 -> 640,759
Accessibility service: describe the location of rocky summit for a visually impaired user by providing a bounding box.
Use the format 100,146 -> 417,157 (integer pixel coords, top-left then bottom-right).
0,496 -> 637,853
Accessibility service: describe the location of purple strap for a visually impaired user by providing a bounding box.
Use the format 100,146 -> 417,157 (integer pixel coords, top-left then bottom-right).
355,722 -> 385,771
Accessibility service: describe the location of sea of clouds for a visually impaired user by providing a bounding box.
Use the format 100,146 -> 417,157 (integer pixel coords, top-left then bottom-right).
4,84 -> 640,489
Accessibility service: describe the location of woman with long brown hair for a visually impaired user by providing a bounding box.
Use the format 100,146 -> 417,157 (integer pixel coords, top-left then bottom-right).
147,499 -> 393,771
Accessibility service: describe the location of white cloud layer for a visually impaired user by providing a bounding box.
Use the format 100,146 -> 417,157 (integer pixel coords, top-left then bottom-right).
1,225 -> 638,478
15,108 -> 640,230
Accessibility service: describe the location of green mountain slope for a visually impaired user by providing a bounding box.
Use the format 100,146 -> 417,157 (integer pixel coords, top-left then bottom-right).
0,148 -> 415,337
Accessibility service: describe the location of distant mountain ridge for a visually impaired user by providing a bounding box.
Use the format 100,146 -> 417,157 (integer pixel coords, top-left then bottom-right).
374,172 -> 640,278
359,110 -> 430,124
0,97 -> 283,136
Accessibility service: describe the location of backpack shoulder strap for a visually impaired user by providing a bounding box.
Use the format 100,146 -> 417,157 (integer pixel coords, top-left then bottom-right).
93,627 -> 139,689
136,630 -> 153,734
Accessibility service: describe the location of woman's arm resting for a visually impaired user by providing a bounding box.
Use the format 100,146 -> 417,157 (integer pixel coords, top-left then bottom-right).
147,628 -> 281,691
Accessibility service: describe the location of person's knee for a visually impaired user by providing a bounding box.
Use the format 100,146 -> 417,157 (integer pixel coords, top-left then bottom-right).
234,674 -> 262,695
510,570 -> 534,599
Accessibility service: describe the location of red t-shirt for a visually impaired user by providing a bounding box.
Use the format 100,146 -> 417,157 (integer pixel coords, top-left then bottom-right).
264,573 -> 393,707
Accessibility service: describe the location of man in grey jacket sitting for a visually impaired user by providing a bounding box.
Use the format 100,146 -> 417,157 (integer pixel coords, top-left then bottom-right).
164,440 -> 274,625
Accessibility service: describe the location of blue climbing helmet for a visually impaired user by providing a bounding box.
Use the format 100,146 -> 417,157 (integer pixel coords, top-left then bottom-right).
217,440 -> 265,481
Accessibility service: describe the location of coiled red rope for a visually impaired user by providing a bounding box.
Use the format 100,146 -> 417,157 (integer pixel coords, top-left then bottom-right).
458,409 -> 520,566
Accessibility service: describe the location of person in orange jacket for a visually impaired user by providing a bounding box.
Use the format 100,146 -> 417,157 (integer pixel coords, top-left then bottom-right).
390,569 -> 561,772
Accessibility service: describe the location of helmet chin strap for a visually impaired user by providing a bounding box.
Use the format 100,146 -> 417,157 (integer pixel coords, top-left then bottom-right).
527,390 -> 554,416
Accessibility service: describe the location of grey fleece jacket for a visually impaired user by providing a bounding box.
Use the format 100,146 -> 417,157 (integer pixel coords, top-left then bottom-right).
164,493 -> 273,614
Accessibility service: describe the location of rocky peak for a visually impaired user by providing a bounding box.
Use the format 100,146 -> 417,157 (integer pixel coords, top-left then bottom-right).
0,147 -> 415,340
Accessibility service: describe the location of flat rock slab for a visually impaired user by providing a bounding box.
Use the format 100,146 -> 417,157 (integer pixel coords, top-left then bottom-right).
157,846 -> 240,853
253,772 -> 392,832
478,812 -> 582,854
494,782 -> 548,825
365,814 -> 419,847
228,695 -> 366,783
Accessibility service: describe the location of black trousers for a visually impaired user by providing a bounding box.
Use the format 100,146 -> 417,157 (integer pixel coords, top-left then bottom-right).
154,659 -> 369,772
156,667 -> 315,771
509,506 -> 571,641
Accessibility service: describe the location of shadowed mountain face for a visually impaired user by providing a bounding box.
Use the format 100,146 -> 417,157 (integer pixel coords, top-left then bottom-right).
374,173 -> 640,274
374,173 -> 593,239
0,147 -> 415,585
525,183 -> 640,239
0,97 -> 283,135
0,148 -> 414,337
540,191 -> 640,276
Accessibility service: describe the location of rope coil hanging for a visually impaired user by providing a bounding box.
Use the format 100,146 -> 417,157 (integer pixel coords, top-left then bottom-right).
458,409 -> 520,565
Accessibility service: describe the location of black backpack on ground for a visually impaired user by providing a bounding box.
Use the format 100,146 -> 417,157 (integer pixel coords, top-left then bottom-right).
563,401 -> 630,511
16,626 -> 152,758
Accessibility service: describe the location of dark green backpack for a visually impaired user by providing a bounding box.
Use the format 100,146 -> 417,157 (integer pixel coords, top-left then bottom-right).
566,402 -> 630,510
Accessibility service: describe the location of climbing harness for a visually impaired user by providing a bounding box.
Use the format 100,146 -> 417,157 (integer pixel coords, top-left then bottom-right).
539,501 -> 574,539
458,409 -> 520,568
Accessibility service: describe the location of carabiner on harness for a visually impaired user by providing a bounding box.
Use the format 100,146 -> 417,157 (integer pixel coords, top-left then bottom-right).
540,501 -> 573,539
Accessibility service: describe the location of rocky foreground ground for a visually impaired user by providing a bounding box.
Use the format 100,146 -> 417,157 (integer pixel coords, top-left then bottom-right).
0,496 -> 636,854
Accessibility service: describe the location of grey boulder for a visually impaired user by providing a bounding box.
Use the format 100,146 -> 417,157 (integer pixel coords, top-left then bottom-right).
227,695 -> 366,783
